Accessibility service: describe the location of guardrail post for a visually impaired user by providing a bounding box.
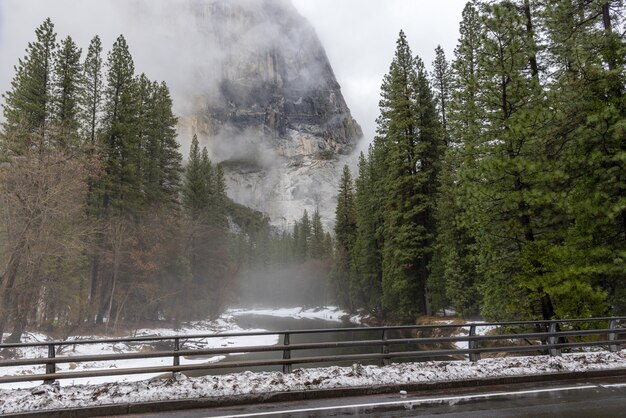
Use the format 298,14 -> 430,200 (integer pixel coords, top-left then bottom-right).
468,325 -> 481,362
380,329 -> 390,366
609,319 -> 619,352
548,322 -> 561,357
282,333 -> 291,374
173,338 -> 180,367
44,344 -> 56,384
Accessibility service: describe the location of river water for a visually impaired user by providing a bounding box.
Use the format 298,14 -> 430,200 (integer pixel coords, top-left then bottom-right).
184,313 -> 451,377
185,314 -> 372,377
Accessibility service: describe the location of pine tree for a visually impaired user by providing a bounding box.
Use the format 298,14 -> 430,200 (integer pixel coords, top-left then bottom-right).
143,81 -> 182,207
100,35 -> 141,216
80,35 -> 103,149
431,45 -> 452,144
1,18 -> 57,151
213,163 -> 228,227
457,1 -> 560,321
331,165 -> 358,309
538,0 -> 626,316
182,135 -> 208,220
294,210 -> 312,262
335,165 -> 357,250
428,2 -> 483,318
378,31 -> 444,321
310,209 -> 326,260
292,222 -> 301,262
52,35 -> 82,143
352,149 -> 384,314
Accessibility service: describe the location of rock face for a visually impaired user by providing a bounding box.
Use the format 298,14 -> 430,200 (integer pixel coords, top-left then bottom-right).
178,0 -> 362,229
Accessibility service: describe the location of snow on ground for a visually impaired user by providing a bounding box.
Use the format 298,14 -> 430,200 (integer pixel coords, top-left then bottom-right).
1,350 -> 626,415
452,322 -> 497,350
0,315 -> 273,390
0,306 -> 360,390
227,306 -> 365,324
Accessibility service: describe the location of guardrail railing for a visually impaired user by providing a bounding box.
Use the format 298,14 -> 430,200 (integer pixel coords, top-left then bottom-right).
1,317 -> 625,385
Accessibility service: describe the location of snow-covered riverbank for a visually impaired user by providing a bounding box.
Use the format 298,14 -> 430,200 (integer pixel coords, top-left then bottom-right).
2,308 -> 626,415
0,306 -> 361,390
2,350 -> 626,415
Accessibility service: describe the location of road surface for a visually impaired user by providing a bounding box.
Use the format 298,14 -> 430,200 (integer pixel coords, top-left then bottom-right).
127,377 -> 626,417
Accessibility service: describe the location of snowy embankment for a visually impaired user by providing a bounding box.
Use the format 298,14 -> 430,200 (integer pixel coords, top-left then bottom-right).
0,306 -> 359,390
2,351 -> 626,415
3,309 -> 626,415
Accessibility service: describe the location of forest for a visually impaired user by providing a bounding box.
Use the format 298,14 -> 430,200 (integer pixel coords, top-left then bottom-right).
331,0 -> 626,323
1,0 -> 625,341
0,19 -> 333,343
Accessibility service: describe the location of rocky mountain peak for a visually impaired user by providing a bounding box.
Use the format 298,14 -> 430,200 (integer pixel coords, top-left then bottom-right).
179,0 -> 363,229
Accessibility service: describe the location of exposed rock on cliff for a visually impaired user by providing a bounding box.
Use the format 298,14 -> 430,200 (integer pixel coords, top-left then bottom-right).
178,0 -> 362,229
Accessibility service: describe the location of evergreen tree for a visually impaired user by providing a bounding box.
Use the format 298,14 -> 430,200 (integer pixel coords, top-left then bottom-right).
52,35 -> 82,143
182,135 -> 208,220
213,163 -> 228,226
99,35 -> 141,216
352,149 -> 384,314
458,1 -> 559,320
182,135 -> 232,317
310,209 -> 326,260
335,165 -> 357,250
1,18 -> 57,151
428,2 -> 483,318
431,45 -> 452,144
293,222 -> 302,261
145,82 -> 182,206
296,210 -> 312,262
537,0 -> 626,316
80,35 -> 103,149
331,165 -> 357,309
378,31 -> 444,321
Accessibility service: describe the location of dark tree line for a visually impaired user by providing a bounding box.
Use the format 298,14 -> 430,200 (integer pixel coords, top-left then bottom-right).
0,19 -> 235,341
333,0 -> 626,323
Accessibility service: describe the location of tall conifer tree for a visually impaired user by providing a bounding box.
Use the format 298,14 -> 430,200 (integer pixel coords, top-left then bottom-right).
80,35 -> 103,149
331,165 -> 357,309
1,18 -> 57,151
52,35 -> 82,142
377,31 -> 444,320
100,35 -> 141,215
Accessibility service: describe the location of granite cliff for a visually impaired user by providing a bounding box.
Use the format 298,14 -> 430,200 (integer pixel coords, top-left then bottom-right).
177,0 -> 363,229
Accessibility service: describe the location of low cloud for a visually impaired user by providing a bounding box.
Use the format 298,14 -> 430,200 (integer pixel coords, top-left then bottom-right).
1,0 -> 467,142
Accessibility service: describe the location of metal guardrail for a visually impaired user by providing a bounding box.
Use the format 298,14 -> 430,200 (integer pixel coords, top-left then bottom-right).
0,317 -> 625,385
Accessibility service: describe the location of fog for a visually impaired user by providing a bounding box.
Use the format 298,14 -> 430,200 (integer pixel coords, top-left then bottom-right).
0,0 -> 467,147
0,0 -> 467,247
238,263 -> 330,308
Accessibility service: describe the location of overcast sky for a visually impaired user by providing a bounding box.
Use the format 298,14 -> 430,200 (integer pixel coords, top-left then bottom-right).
0,0 -> 468,144
293,0 -> 467,144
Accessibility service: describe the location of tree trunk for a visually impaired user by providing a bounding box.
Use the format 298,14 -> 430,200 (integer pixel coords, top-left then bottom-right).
0,244 -> 24,343
6,319 -> 26,343
540,292 -> 556,320
523,0 -> 539,78
104,256 -> 119,333
88,254 -> 100,323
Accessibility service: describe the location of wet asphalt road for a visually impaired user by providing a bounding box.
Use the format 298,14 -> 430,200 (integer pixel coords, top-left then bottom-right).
126,377 -> 626,417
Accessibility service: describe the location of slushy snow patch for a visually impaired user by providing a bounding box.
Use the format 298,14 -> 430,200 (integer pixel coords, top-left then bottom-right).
1,351 -> 626,415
